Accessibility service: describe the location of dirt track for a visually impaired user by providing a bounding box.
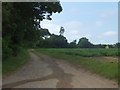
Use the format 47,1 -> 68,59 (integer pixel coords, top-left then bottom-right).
2,50 -> 118,88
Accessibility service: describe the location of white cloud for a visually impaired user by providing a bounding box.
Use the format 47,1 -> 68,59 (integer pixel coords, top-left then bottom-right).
103,31 -> 117,37
63,21 -> 83,42
96,31 -> 118,44
41,20 -> 60,35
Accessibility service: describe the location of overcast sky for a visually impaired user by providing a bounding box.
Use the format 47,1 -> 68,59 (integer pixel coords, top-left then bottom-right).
41,2 -> 118,44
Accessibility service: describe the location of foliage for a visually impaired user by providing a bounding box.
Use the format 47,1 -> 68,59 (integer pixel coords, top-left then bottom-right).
77,37 -> 93,48
69,40 -> 77,48
2,2 -> 62,59
37,34 -> 68,48
39,28 -> 51,37
115,42 -> 120,48
3,48 -> 30,75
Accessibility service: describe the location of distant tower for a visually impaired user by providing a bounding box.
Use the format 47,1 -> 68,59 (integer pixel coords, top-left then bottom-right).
59,26 -> 65,36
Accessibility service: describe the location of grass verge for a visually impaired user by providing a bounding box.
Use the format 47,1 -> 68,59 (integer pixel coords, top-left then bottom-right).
36,48 -> 118,81
2,48 -> 30,76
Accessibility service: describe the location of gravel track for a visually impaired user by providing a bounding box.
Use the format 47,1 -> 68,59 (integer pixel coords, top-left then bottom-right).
2,50 -> 118,88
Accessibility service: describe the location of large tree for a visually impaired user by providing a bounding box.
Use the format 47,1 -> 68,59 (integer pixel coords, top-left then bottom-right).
77,37 -> 93,48
2,2 -> 62,59
49,34 -> 68,48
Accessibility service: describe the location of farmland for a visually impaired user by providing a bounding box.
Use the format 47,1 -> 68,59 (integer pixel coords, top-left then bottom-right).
36,48 -> 119,57
36,48 -> 119,81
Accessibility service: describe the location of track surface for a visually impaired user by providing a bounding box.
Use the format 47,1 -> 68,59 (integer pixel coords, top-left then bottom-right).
2,50 -> 118,88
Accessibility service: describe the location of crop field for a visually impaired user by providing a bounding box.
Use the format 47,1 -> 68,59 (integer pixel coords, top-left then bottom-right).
36,48 -> 119,57
36,48 -> 119,81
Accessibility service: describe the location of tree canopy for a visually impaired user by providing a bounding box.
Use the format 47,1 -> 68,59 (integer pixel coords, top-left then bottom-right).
69,40 -> 77,48
77,37 -> 93,48
2,2 -> 62,59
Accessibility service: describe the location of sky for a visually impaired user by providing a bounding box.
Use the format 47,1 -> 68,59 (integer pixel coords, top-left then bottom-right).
41,2 -> 118,44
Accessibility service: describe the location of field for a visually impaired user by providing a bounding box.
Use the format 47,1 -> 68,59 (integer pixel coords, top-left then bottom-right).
36,48 -> 118,81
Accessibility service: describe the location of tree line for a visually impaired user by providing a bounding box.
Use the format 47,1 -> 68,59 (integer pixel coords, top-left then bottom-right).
35,30 -> 120,49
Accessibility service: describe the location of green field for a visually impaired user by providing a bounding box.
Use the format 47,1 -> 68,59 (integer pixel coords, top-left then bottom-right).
36,48 -> 119,57
3,48 -> 30,76
36,48 -> 118,81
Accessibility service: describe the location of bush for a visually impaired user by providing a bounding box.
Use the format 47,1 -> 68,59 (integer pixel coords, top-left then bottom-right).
2,39 -> 13,60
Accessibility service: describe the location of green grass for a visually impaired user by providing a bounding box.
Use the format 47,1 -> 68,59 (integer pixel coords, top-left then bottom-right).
2,48 -> 30,76
36,48 -> 118,81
